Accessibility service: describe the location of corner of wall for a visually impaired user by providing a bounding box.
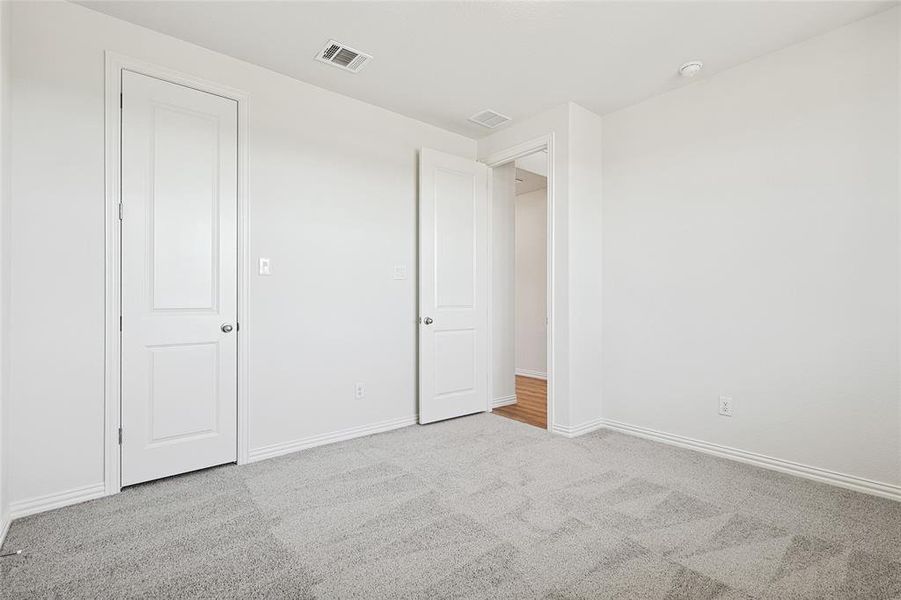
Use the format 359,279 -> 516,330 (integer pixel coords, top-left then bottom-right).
566,103 -> 604,428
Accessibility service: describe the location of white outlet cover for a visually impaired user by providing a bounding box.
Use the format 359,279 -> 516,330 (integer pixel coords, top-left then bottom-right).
354,383 -> 365,399
259,257 -> 271,276
718,396 -> 734,417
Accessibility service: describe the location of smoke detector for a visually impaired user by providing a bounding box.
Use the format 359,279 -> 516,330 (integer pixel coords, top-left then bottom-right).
315,40 -> 372,73
469,109 -> 511,129
679,61 -> 703,78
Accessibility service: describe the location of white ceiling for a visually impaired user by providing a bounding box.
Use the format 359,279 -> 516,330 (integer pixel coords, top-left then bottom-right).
516,151 -> 548,178
515,168 -> 547,196
78,1 -> 896,138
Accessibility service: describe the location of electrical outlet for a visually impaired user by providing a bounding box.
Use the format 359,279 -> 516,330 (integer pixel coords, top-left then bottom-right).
354,383 -> 365,400
718,396 -> 734,417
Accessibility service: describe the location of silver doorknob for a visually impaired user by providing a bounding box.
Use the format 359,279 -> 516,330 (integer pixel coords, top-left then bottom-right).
221,324 -> 234,333
423,317 -> 434,325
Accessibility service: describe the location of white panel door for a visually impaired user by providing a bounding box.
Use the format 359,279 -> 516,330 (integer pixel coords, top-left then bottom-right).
419,148 -> 489,424
121,70 -> 238,486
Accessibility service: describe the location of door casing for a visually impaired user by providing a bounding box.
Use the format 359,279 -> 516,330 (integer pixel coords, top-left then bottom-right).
103,52 -> 250,496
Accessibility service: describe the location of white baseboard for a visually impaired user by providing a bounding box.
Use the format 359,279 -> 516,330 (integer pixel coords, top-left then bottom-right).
248,415 -> 417,463
600,419 -> 901,502
8,416 -> 419,522
515,369 -> 547,380
9,482 -> 107,520
492,394 -> 517,408
552,417 -> 605,438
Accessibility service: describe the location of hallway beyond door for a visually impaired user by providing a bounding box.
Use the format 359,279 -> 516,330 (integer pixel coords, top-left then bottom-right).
494,375 -> 547,429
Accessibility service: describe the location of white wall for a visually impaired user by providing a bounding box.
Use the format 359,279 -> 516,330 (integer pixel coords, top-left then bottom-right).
490,162 -> 516,404
567,105 -> 604,428
7,1 -> 475,509
601,8 -> 900,485
514,187 -> 547,377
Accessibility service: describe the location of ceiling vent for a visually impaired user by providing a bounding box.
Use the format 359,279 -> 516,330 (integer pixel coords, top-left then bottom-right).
469,109 -> 511,129
315,40 -> 372,73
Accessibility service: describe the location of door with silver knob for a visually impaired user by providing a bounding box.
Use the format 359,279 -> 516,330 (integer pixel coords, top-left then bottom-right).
120,71 -> 238,487
418,148 -> 489,424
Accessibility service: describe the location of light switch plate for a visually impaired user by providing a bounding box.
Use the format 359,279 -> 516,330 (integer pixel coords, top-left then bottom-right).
259,258 -> 271,276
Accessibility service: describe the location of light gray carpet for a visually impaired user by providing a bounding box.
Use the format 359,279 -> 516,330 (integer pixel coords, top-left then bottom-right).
2,414 -> 901,599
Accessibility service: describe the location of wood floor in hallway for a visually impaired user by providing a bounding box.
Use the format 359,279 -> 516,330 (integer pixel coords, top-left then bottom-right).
494,375 -> 547,429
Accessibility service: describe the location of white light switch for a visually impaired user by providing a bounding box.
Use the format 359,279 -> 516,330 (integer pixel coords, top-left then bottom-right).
259,257 -> 271,276
392,265 -> 407,280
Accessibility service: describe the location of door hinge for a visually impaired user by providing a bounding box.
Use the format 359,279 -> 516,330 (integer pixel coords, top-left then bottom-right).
118,203 -> 123,221
119,315 -> 122,331
236,321 -> 240,332
118,427 -> 123,445
120,92 -> 123,109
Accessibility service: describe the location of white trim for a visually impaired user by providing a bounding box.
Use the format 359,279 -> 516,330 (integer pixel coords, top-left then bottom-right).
103,52 -> 122,497
552,417 -> 605,438
104,52 -> 251,495
9,483 -> 106,520
248,415 -> 417,463
897,5 -> 901,504
601,419 -> 901,502
515,369 -> 547,380
0,0 -> 8,557
492,394 -> 517,408
484,135 -> 552,167
483,134 -> 555,434
0,514 -> 9,548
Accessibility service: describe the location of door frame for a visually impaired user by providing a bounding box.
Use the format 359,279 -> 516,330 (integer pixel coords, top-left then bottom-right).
483,135 -> 556,432
103,52 -> 250,496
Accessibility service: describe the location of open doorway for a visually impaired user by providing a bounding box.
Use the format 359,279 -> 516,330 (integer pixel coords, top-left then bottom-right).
490,148 -> 549,429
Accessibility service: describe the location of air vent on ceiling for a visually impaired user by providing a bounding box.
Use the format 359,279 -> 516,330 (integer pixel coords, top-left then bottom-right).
315,40 -> 372,73
469,109 -> 511,129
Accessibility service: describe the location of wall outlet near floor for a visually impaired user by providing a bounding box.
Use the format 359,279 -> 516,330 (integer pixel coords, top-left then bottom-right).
354,382 -> 365,400
718,396 -> 734,417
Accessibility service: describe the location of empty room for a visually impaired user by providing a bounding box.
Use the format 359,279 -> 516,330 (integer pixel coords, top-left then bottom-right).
0,1 -> 900,598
